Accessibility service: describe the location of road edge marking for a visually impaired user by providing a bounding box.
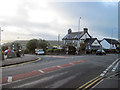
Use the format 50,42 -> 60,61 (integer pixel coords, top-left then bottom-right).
76,76 -> 101,90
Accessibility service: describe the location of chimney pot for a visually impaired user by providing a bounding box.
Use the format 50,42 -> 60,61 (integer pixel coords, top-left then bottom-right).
68,28 -> 72,34
84,28 -> 88,33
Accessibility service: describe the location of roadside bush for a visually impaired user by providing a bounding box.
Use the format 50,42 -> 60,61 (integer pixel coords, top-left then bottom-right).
46,49 -> 53,53
53,49 -> 60,53
104,49 -> 117,53
24,49 -> 29,54
60,49 -> 65,52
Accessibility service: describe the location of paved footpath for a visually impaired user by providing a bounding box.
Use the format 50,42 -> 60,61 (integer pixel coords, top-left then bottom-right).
1,54 -> 38,67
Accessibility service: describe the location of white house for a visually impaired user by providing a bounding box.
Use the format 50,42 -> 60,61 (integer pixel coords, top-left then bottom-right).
62,28 -> 92,48
84,38 -> 102,50
100,38 -> 119,49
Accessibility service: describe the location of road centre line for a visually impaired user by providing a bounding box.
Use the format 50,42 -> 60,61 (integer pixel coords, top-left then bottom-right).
56,66 -> 62,68
38,70 -> 45,73
8,76 -> 12,83
69,63 -> 74,65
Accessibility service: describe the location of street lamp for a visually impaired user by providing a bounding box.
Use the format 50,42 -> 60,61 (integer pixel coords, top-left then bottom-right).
78,17 -> 81,32
76,17 -> 81,55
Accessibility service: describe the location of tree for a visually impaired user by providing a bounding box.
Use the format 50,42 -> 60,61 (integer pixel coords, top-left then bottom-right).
79,42 -> 85,51
26,39 -> 49,54
37,39 -> 50,50
26,39 -> 38,54
62,43 -> 76,55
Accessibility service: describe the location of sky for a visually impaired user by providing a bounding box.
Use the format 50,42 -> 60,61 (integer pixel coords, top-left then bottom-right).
0,0 -> 118,43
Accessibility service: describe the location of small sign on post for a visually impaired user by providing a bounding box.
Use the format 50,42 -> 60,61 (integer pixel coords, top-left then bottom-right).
22,44 -> 25,56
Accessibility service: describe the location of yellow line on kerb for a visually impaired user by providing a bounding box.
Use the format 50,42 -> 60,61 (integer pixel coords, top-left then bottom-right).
1,57 -> 41,69
76,76 -> 101,90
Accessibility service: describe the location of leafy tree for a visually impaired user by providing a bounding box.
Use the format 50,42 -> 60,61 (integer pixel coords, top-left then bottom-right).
79,42 -> 86,51
62,43 -> 76,54
26,39 -> 49,54
37,39 -> 50,50
26,39 -> 38,53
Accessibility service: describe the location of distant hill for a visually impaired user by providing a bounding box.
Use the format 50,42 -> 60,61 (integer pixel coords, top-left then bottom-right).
47,40 -> 62,46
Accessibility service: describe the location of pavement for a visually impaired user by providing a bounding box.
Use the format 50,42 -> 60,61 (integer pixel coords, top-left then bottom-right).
1,54 -> 39,67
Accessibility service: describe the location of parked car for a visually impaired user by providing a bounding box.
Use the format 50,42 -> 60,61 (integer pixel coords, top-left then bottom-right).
35,49 -> 45,55
96,49 -> 106,55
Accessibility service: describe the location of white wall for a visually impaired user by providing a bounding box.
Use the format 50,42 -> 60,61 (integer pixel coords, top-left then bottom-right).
92,40 -> 100,46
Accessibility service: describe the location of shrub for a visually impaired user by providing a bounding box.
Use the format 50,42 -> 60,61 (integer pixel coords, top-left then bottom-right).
46,49 -> 53,53
53,49 -> 60,53
24,49 -> 29,54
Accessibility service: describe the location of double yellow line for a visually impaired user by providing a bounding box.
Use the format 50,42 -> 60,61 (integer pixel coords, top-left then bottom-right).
76,76 -> 104,90
1,57 -> 41,69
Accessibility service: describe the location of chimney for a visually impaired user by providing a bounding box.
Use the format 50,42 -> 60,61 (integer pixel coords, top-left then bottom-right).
68,28 -> 72,34
83,28 -> 88,33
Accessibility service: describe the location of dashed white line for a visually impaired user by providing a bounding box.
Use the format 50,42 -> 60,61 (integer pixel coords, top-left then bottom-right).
56,66 -> 62,68
38,70 -> 45,73
112,62 -> 119,72
8,76 -> 12,83
100,58 -> 120,77
69,63 -> 74,65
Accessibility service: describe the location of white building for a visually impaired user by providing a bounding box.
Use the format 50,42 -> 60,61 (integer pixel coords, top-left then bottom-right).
100,38 -> 119,49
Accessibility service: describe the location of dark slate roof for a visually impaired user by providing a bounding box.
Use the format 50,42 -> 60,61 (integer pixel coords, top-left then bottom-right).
104,38 -> 119,45
62,31 -> 90,40
84,38 -> 101,46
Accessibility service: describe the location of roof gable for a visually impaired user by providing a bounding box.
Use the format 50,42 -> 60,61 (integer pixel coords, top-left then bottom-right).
62,31 -> 91,40
84,38 -> 101,46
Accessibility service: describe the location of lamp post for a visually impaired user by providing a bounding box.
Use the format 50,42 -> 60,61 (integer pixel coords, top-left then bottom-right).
78,17 -> 81,32
76,17 -> 81,55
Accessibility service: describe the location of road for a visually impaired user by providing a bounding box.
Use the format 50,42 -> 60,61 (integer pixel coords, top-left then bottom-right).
2,54 -> 119,89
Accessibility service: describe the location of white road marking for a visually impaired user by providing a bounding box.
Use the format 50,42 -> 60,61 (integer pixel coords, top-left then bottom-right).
100,58 -> 120,77
8,76 -> 12,83
38,70 -> 45,73
57,66 -> 62,68
112,62 -> 119,72
69,63 -> 74,65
